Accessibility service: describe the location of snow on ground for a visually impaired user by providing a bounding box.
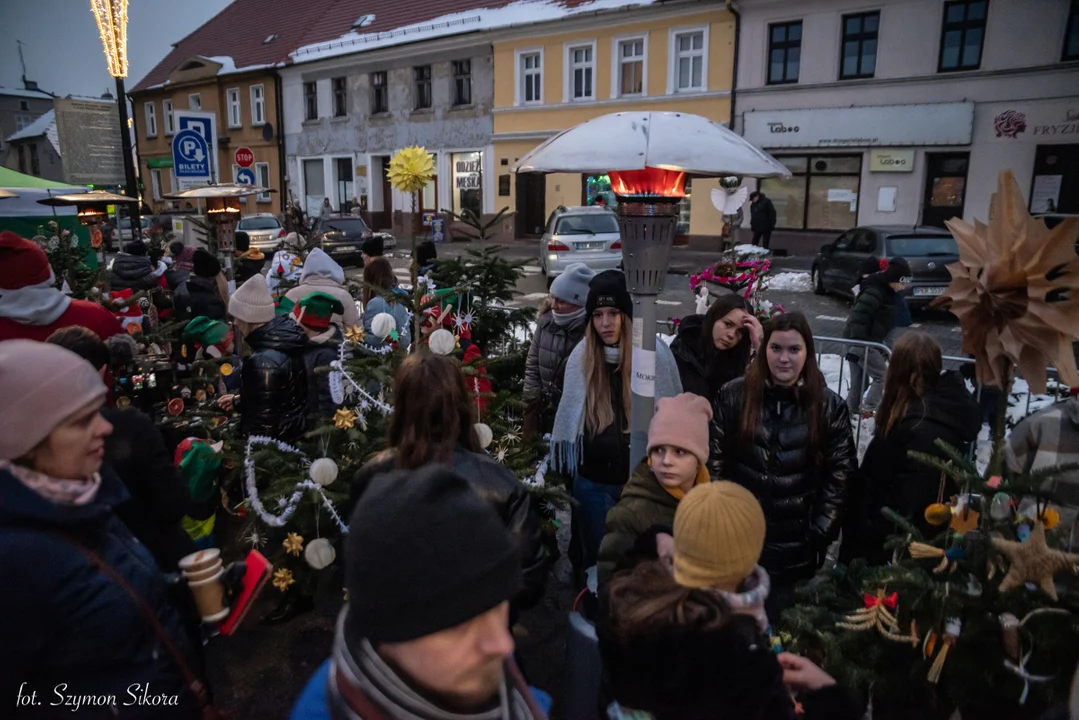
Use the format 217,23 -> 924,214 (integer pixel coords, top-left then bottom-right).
730,243 -> 771,257
763,271 -> 813,293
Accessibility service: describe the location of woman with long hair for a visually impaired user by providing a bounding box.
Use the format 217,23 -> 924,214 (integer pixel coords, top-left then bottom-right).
840,332 -> 980,565
361,257 -> 410,350
669,293 -> 763,399
709,312 -> 855,615
551,270 -> 683,575
350,353 -> 552,611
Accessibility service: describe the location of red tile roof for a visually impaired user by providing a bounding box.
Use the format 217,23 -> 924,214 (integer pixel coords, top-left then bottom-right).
131,0 -> 607,94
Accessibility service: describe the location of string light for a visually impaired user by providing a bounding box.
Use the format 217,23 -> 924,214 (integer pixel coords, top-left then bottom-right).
89,0 -> 129,78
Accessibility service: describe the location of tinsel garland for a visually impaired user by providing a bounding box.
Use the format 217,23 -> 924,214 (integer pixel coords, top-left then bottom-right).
243,436 -> 349,533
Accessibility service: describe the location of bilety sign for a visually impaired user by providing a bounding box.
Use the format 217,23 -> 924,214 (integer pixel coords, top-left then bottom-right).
744,103 -> 974,148
172,130 -> 211,184
986,101 -> 1079,142
869,149 -> 915,172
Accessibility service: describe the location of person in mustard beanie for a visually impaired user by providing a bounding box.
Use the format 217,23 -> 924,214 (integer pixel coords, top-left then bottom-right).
673,481 -> 770,630
596,393 -> 713,587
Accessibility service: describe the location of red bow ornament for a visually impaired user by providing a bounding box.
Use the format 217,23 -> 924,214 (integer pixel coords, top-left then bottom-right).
864,592 -> 899,610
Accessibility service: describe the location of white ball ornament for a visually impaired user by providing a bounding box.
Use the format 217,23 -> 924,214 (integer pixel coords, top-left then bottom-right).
371,312 -> 397,339
429,328 -> 456,356
309,457 -> 339,487
474,422 -> 493,449
304,538 -> 336,570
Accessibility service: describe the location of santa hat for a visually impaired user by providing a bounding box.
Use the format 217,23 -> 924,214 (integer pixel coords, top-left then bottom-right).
111,288 -> 144,335
0,230 -> 53,290
292,291 -> 344,331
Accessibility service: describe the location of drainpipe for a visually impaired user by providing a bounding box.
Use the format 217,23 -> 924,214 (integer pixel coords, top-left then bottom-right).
726,0 -> 741,133
275,72 -> 287,215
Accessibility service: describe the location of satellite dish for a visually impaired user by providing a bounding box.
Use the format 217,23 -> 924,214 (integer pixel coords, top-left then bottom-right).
262,122 -> 275,142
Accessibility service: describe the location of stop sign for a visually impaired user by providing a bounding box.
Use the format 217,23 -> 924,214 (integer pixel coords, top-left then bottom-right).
234,147 -> 254,168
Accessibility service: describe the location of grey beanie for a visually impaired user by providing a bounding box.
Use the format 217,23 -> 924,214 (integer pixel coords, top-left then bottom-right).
550,263 -> 596,306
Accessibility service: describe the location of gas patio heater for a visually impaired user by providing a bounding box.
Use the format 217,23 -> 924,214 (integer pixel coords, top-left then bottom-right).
38,189 -> 140,289
165,183 -> 271,293
514,111 -> 789,465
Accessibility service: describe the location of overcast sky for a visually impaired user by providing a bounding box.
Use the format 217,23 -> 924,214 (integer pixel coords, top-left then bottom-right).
0,0 -> 233,97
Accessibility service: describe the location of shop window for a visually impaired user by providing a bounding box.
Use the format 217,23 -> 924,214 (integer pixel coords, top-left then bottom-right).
758,154 -> 862,230
452,151 -> 483,217
1031,144 -> 1078,214
938,0 -> 988,72
1064,0 -> 1079,61
583,174 -> 615,207
336,158 -> 354,208
840,11 -> 879,79
677,180 -> 692,235
767,21 -> 802,85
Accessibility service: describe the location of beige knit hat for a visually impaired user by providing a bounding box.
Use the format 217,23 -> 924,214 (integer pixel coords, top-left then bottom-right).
0,340 -> 107,460
229,273 -> 275,324
673,481 -> 766,591
647,393 -> 713,467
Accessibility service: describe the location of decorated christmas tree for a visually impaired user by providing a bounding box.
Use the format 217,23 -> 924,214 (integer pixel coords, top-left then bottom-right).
779,171 -> 1079,719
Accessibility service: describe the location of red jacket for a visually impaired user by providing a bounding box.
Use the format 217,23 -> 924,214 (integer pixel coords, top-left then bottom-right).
0,299 -> 124,343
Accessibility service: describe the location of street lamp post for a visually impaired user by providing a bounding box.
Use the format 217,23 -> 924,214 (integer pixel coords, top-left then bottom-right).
89,0 -> 141,240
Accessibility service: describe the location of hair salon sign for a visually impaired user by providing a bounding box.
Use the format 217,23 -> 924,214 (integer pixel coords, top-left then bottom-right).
987,102 -> 1079,142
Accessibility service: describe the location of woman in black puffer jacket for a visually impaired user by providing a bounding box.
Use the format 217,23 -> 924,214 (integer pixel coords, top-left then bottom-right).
350,354 -> 554,615
669,293 -> 762,400
709,312 -> 855,616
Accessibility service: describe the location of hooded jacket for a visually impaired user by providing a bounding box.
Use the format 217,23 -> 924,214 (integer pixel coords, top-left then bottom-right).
284,249 -> 360,329
669,313 -> 750,400
350,447 -> 554,611
709,377 -> 856,582
301,323 -> 343,419
240,314 -> 310,441
843,274 -> 896,344
109,253 -> 160,292
173,275 -> 227,321
840,371 -> 981,564
749,193 -> 777,232
597,460 -> 681,586
233,248 -> 267,285
524,300 -> 588,396
0,466 -> 200,719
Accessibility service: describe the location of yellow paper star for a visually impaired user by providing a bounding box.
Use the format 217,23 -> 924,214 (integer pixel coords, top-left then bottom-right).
272,568 -> 295,591
333,408 -> 356,430
387,146 -> 435,193
344,325 -> 365,345
282,532 -> 304,556
991,522 -> 1079,601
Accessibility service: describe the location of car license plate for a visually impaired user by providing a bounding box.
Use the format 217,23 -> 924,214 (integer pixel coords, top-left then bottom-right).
576,241 -> 604,250
334,245 -> 357,253
913,286 -> 946,296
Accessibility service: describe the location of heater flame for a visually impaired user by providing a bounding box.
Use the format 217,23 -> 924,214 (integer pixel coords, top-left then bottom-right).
609,167 -> 686,199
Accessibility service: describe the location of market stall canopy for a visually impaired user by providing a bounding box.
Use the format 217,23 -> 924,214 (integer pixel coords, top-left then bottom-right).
164,183 -> 274,199
0,165 -> 86,189
512,111 -> 791,178
36,189 -> 139,207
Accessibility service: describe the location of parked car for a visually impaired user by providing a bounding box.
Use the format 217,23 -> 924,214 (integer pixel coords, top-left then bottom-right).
539,205 -> 622,285
118,216 -> 153,242
311,214 -> 373,266
811,225 -> 959,309
238,213 -> 286,252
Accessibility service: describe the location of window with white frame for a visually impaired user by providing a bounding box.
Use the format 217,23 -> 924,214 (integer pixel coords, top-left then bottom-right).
671,29 -> 706,92
567,43 -> 596,101
144,102 -> 157,137
163,99 -> 175,135
256,162 -> 271,202
189,93 -> 201,110
251,84 -> 266,125
616,37 -> 646,96
519,51 -> 542,104
227,88 -> 241,128
150,169 -> 163,200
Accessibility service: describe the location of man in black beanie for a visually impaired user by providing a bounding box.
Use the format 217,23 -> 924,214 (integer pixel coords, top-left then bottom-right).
109,240 -> 159,291
361,234 -> 383,267
174,248 -> 227,321
289,466 -> 546,720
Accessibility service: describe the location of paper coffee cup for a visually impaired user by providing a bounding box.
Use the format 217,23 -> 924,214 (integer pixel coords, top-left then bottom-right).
179,548 -> 221,574
188,569 -> 229,622
183,561 -> 224,583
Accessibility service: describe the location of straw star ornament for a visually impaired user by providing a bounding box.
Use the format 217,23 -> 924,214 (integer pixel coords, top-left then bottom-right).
387,146 -> 435,193
935,171 -> 1079,392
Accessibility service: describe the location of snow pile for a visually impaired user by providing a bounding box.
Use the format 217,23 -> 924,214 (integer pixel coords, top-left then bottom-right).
730,243 -> 771,257
763,272 -> 813,293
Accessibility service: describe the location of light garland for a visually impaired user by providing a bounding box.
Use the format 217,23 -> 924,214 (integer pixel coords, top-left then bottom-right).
89,0 -> 129,78
243,436 -> 349,533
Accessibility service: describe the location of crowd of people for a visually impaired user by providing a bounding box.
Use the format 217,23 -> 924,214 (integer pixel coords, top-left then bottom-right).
1,223 -> 1076,720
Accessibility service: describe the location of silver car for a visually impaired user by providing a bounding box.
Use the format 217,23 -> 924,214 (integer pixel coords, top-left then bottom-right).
540,206 -> 622,285
237,213 -> 285,251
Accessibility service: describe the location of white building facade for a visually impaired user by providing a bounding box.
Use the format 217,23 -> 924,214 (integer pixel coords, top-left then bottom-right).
734,0 -> 1079,253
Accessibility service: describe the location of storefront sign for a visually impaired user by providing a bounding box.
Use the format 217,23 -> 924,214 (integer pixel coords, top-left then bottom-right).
744,103 -> 974,148
454,157 -> 482,190
985,102 -> 1079,142
869,149 -> 914,172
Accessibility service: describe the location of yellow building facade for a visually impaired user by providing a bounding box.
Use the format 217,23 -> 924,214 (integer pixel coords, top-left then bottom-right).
492,5 -> 735,238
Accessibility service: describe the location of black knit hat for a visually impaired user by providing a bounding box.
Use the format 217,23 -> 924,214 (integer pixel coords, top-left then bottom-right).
234,231 -> 251,252
361,235 -> 383,258
192,248 -> 221,278
586,269 -> 633,318
344,466 -> 520,644
124,240 -> 147,256
883,256 -> 912,283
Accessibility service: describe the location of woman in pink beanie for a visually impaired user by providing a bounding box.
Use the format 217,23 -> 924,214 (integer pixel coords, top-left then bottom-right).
0,339 -> 204,718
596,393 -> 714,587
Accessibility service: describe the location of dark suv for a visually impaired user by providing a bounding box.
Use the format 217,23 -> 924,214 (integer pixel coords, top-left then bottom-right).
310,215 -> 373,267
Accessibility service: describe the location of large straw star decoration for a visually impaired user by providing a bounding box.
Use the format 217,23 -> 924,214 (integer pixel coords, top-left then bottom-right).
387,146 -> 434,193
991,522 -> 1079,601
934,170 -> 1079,392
